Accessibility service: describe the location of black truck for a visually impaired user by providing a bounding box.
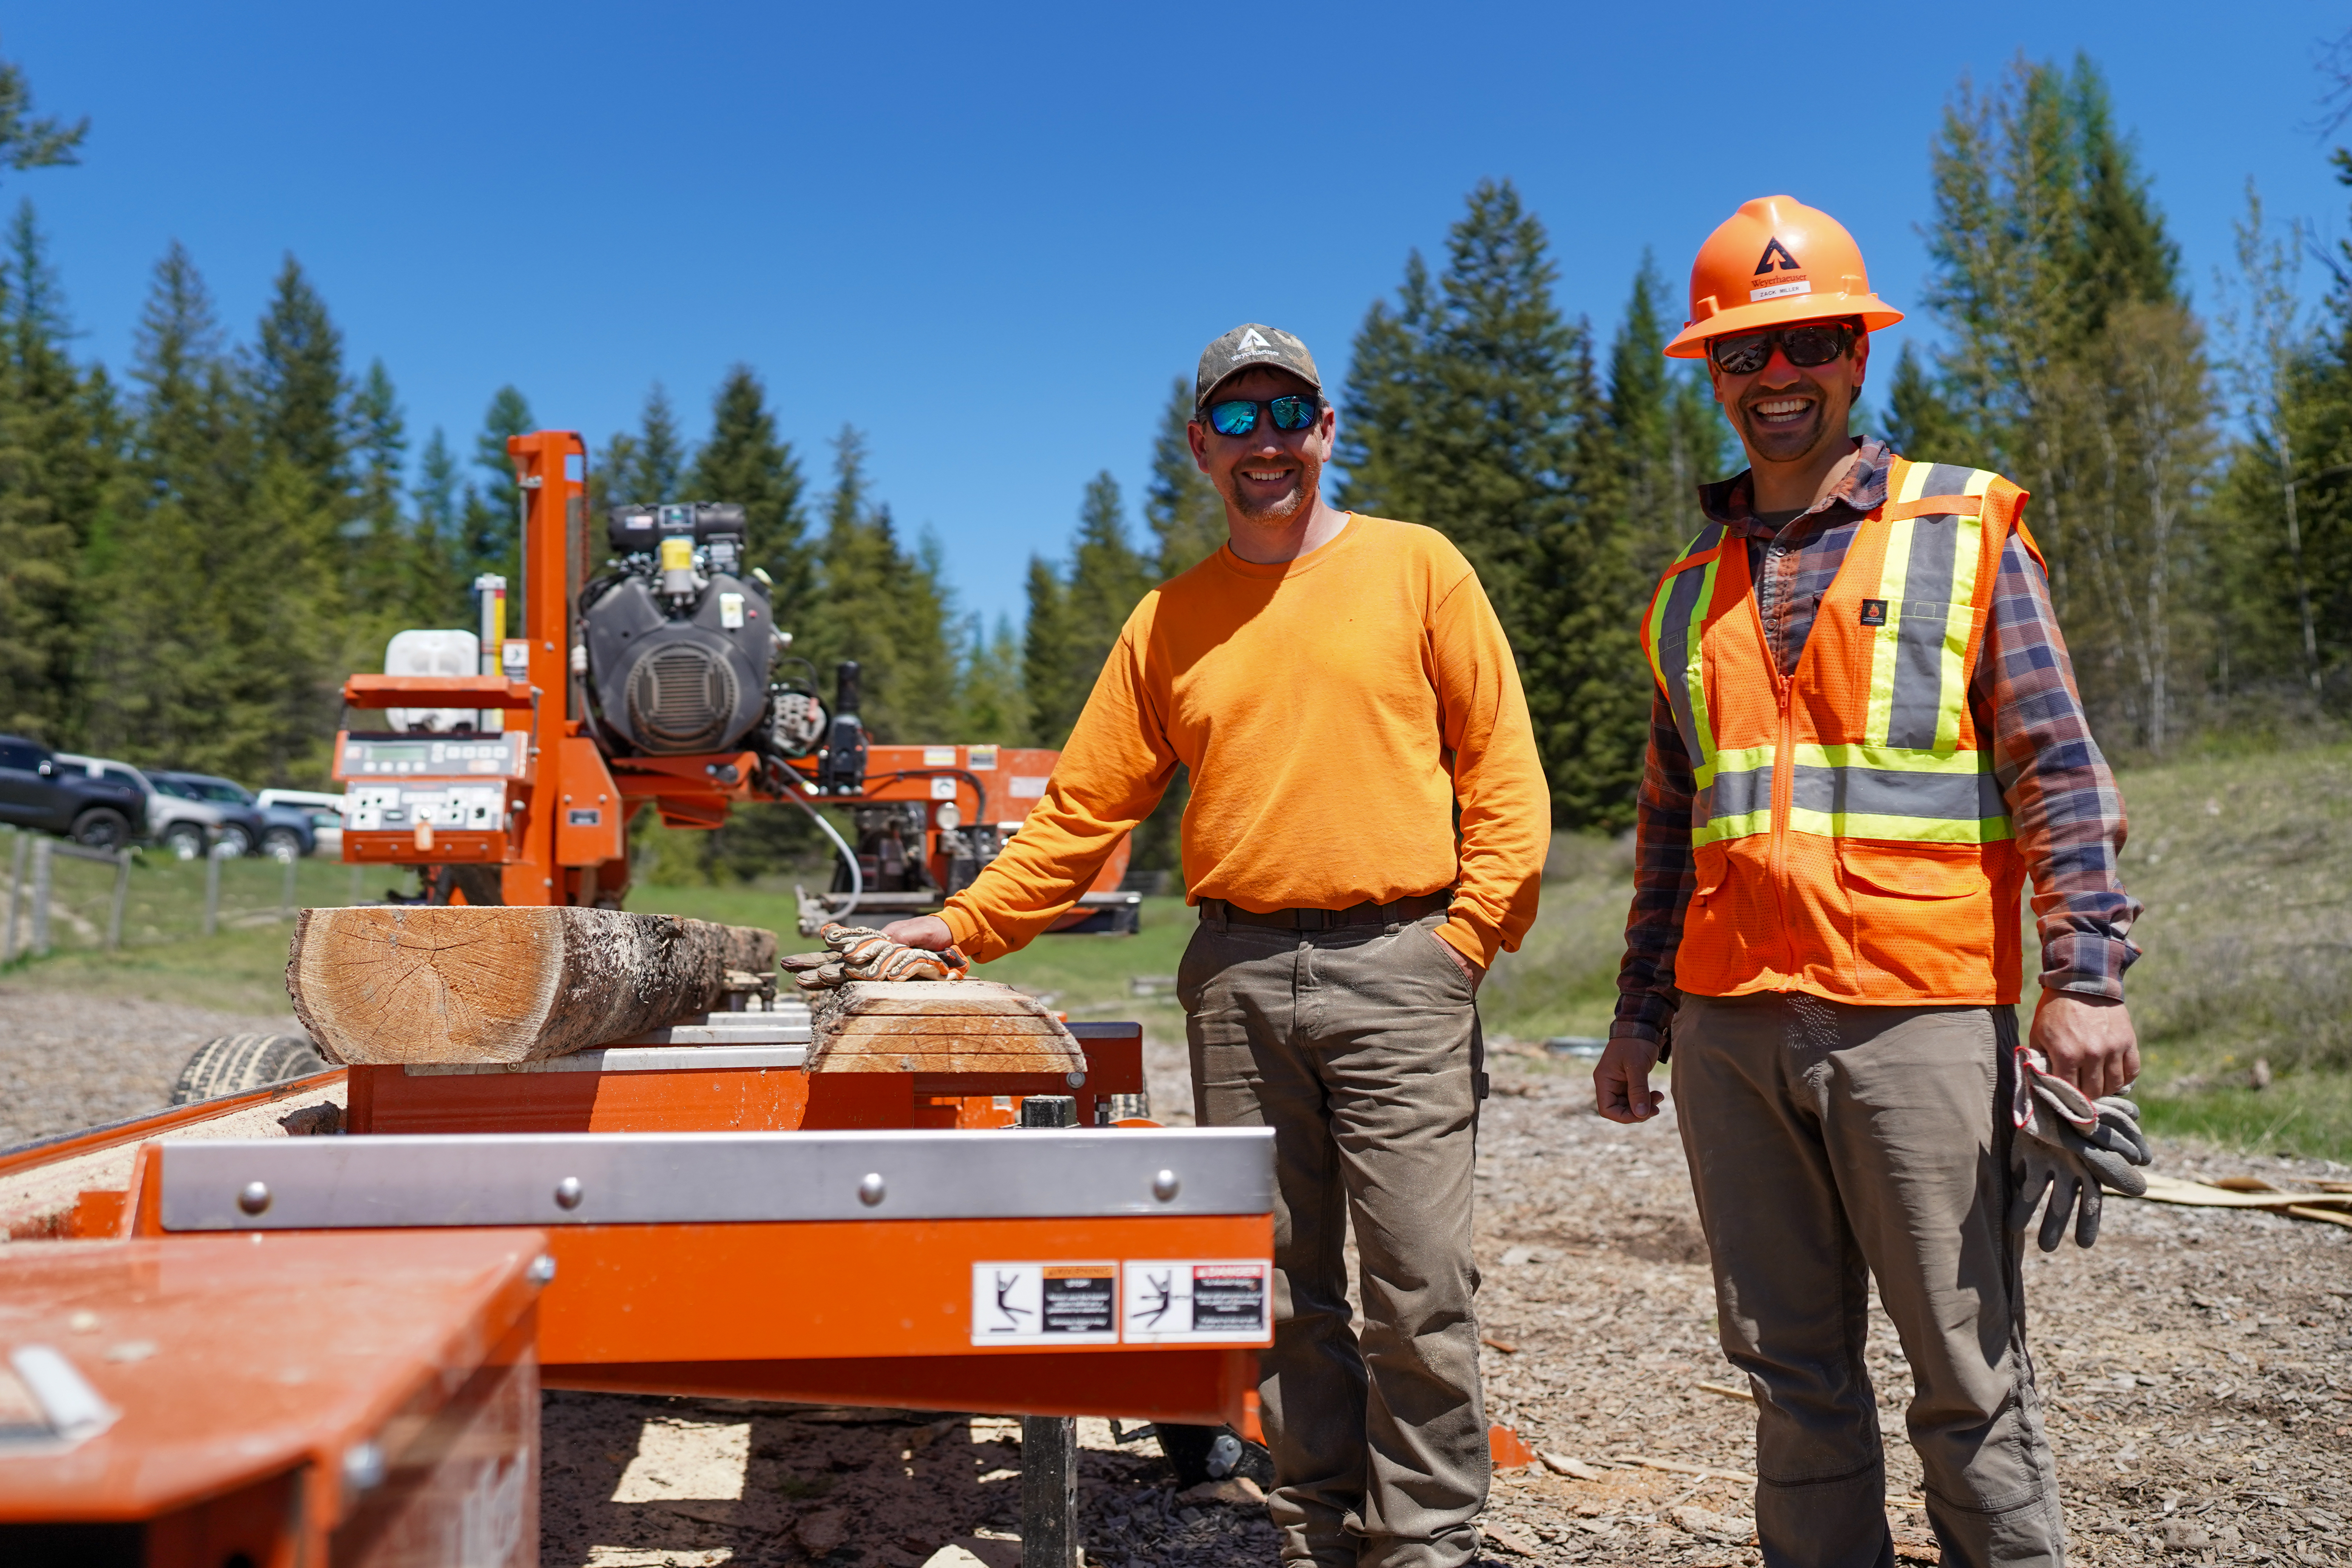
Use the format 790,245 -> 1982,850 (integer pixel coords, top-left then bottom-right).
0,734 -> 148,848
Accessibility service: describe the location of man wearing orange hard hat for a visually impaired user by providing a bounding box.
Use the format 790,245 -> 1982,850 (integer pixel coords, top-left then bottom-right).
1595,196 -> 2150,1567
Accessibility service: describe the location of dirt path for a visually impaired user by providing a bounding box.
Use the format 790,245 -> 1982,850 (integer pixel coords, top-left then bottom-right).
0,985 -> 304,1150
532,1044 -> 2351,1566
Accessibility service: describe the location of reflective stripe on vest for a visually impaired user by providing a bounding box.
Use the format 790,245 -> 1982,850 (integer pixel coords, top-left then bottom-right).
1644,462 -> 2012,849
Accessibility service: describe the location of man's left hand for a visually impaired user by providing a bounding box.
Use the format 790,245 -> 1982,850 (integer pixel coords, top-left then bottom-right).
1430,931 -> 1484,989
2030,991 -> 2139,1100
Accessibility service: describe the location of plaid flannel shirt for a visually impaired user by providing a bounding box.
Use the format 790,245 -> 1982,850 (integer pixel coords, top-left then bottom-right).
1612,439 -> 2142,1045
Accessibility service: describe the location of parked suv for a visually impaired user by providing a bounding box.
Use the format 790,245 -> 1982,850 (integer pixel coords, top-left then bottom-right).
146,772 -> 271,858
254,788 -> 345,858
53,753 -> 237,859
0,734 -> 148,848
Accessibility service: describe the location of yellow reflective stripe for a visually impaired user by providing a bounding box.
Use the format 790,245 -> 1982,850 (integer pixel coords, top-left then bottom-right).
1784,808 -> 2017,844
1863,459 -> 1930,745
1791,742 -> 1991,775
1933,468 -> 1998,752
1693,810 -> 1773,848
1680,555 -> 1721,783
1710,744 -> 1776,775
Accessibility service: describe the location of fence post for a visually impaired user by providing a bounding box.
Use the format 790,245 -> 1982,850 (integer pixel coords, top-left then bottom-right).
281,852 -> 298,921
108,848 -> 131,950
29,836 -> 53,956
3,831 -> 23,960
203,843 -> 224,937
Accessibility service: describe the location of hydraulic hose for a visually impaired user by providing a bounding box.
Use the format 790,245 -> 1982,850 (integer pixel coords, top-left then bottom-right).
774,761 -> 862,922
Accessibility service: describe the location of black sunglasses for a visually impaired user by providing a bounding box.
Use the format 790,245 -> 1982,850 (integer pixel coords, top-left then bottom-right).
1707,323 -> 1855,376
1200,394 -> 1323,438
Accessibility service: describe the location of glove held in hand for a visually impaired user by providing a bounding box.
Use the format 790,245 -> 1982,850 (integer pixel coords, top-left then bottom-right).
2008,1044 -> 2151,1252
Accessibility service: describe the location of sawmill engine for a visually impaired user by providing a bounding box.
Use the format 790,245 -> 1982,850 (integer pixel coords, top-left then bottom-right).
584,502 -> 807,757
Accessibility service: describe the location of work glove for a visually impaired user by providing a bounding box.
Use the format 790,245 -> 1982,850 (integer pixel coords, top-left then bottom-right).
2008,1044 -> 2152,1251
780,922 -> 970,990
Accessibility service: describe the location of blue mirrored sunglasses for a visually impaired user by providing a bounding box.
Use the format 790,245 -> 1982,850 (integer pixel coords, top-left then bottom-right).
1203,394 -> 1322,438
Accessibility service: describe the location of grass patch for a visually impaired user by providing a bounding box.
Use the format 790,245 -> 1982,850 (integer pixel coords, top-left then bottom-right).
2109,740 -> 2352,1162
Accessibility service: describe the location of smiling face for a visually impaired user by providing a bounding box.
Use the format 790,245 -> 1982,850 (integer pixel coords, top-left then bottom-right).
1186,366 -> 1336,525
1707,321 -> 1871,470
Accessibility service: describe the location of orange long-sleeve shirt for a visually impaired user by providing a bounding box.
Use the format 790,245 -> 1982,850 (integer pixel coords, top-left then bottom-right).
941,514 -> 1548,967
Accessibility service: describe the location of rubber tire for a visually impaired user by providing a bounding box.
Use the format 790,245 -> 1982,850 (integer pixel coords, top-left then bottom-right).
161,822 -> 206,860
69,808 -> 130,850
261,827 -> 304,862
215,823 -> 255,857
169,1033 -> 329,1105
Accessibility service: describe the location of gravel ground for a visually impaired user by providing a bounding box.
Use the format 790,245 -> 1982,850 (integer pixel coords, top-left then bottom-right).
0,984 -> 304,1150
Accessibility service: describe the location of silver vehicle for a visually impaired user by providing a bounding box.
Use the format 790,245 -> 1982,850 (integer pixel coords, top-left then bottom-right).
53,753 -> 225,859
255,788 -> 346,857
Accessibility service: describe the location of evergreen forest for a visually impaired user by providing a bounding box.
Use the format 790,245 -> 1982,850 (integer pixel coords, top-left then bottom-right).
5,53 -> 2352,882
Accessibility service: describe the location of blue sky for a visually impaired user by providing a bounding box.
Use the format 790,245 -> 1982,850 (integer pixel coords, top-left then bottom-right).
9,3 -> 2351,630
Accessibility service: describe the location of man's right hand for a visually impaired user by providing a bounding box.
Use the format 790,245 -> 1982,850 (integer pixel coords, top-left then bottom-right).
1594,1035 -> 1665,1124
882,915 -> 955,951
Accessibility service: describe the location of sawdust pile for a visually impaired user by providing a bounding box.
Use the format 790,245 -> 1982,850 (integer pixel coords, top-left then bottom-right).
538,1047 -> 2352,1567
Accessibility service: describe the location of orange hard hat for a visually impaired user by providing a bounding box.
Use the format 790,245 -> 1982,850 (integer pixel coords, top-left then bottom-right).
1663,195 -> 1903,359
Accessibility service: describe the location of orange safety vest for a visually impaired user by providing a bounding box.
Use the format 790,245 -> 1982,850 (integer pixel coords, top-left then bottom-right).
1641,457 -> 2040,1006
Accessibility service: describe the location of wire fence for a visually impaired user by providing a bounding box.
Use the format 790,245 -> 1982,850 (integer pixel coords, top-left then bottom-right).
0,826 -> 401,961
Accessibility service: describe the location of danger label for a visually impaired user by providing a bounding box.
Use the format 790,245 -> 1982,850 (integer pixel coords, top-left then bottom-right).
1121,1260 -> 1273,1344
970,1262 -> 1119,1346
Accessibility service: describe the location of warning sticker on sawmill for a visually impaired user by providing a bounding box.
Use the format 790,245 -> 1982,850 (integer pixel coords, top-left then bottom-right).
1120,1260 -> 1273,1344
970,1262 -> 1119,1346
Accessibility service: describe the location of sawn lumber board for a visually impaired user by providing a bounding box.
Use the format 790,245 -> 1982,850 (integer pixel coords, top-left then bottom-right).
287,905 -> 776,1065
807,980 -> 1085,1076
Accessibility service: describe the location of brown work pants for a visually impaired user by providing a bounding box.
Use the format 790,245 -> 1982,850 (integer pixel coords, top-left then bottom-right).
1671,992 -> 2065,1568
1179,912 -> 1487,1568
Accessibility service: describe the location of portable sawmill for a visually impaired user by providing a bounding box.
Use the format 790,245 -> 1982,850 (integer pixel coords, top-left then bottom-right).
0,431 -> 1257,1568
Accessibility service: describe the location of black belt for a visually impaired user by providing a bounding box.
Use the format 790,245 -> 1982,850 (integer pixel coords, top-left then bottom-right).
1198,890 -> 1453,932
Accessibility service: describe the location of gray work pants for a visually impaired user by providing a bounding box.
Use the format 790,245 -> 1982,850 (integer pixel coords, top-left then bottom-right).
1671,992 -> 2065,1568
1179,912 -> 1487,1568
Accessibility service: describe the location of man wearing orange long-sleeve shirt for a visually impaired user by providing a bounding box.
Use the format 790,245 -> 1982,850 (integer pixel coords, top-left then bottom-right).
885,323 -> 1547,1568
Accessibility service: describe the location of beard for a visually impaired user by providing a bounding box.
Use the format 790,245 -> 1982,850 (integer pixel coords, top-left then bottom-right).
1227,452 -> 1321,523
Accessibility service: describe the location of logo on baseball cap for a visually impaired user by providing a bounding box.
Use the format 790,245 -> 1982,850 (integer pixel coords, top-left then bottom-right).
1194,323 -> 1321,411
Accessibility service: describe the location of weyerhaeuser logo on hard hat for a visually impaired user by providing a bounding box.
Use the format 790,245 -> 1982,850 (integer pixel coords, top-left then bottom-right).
1750,237 -> 1810,303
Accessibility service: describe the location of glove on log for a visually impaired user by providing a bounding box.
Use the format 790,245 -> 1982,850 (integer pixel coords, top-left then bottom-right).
781,922 -> 971,991
2009,1044 -> 2152,1251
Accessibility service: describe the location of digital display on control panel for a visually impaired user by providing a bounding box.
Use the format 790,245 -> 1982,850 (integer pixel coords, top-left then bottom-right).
340,732 -> 527,779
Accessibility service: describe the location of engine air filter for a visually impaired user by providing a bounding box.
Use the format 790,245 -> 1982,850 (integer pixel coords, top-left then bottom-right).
626,645 -> 742,753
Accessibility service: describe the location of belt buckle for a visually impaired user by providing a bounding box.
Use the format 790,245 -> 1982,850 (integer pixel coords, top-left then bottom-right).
1296,907 -> 1328,932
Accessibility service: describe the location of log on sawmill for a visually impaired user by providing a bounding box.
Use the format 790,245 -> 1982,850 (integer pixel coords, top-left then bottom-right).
287,906 -> 777,1065
808,980 -> 1085,1076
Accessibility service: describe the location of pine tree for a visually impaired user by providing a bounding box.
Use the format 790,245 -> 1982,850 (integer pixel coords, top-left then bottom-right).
84,242 -> 252,766
1339,179 -> 1586,646
1523,260 -> 1724,830
1020,554 -> 1072,746
691,365 -> 813,626
460,385 -> 533,590
0,50 -> 85,178
0,200 -> 107,740
797,428 -> 958,743
955,613 -> 1029,744
1144,377 -> 1224,577
249,256 -> 352,501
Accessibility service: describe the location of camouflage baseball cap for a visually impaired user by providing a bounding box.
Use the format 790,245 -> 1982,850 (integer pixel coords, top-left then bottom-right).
1194,323 -> 1321,411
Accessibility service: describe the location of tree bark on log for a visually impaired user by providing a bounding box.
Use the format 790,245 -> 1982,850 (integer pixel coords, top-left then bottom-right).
807,980 -> 1085,1076
287,906 -> 777,1064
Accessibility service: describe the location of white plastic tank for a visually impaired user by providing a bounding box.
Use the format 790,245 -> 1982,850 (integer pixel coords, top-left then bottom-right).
383,629 -> 482,732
